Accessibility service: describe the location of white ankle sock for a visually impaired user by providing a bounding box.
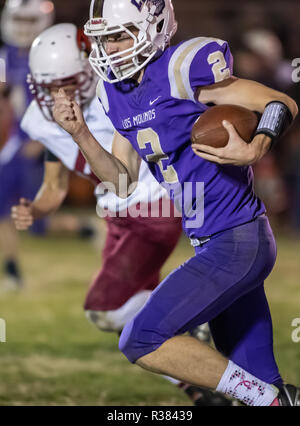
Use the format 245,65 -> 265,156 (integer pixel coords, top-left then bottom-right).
216,360 -> 279,406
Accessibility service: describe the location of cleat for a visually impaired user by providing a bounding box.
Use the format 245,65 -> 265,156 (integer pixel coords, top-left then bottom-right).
277,384 -> 300,406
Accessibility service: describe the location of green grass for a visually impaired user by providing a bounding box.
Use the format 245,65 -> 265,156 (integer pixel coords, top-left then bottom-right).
0,230 -> 299,406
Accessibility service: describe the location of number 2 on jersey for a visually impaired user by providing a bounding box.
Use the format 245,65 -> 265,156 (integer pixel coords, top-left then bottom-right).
207,51 -> 231,83
137,128 -> 179,184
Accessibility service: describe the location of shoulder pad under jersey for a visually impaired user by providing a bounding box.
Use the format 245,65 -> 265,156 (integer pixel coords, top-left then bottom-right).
168,37 -> 233,102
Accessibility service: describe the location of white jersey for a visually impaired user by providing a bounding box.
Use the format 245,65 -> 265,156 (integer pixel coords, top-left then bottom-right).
21,96 -> 167,211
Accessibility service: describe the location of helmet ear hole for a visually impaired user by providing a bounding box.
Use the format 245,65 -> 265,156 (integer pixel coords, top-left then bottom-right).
157,19 -> 165,34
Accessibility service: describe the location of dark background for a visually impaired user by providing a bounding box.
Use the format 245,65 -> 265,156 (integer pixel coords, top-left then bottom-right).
1,0 -> 299,54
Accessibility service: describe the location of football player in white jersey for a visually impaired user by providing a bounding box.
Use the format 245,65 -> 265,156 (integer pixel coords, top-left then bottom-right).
11,23 -> 233,406
12,22 -> 182,331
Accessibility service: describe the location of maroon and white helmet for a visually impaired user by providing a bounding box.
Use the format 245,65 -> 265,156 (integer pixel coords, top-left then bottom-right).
84,0 -> 178,83
28,23 -> 98,121
1,0 -> 55,49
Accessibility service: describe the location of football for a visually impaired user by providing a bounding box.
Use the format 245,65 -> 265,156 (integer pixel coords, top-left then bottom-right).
191,104 -> 259,148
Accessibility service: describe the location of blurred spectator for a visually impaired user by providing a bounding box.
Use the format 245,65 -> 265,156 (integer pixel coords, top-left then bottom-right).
0,0 -> 55,290
1,0 -> 55,116
0,1 -> 55,228
235,29 -> 293,90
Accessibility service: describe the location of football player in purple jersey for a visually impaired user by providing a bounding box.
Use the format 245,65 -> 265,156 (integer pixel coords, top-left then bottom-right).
11,22 -> 231,406
53,0 -> 299,406
0,0 -> 54,290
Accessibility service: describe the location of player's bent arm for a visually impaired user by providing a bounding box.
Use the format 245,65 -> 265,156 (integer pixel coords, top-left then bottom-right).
11,160 -> 70,231
30,160 -> 70,219
111,130 -> 141,196
53,89 -> 139,198
194,78 -> 298,165
73,127 -> 140,198
197,77 -> 298,118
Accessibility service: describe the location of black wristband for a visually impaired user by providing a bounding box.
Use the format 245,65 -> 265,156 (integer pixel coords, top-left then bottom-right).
255,101 -> 293,149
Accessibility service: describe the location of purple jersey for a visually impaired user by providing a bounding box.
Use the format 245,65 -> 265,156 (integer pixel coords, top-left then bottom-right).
98,37 -> 265,238
0,44 -> 32,136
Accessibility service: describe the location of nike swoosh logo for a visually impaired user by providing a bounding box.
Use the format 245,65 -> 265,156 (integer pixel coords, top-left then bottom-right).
149,96 -> 162,106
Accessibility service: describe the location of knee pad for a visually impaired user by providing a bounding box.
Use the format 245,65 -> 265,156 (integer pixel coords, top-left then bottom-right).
85,310 -> 119,332
85,290 -> 151,333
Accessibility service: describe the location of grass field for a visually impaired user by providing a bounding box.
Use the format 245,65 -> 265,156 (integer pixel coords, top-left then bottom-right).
0,224 -> 299,406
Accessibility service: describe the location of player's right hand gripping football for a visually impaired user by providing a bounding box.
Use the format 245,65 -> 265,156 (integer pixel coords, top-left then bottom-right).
52,89 -> 87,138
11,198 -> 34,231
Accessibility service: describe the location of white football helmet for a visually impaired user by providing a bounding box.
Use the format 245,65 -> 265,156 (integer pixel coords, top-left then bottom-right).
0,0 -> 55,49
84,0 -> 177,83
28,23 -> 98,121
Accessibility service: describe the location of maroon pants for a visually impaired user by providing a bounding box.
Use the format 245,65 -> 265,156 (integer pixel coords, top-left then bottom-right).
84,200 -> 182,311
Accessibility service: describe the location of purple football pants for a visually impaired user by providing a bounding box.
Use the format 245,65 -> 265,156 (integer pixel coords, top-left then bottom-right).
119,215 -> 283,387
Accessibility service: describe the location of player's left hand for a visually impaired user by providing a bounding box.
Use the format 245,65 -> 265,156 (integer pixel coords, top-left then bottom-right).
191,120 -> 270,166
11,198 -> 34,231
